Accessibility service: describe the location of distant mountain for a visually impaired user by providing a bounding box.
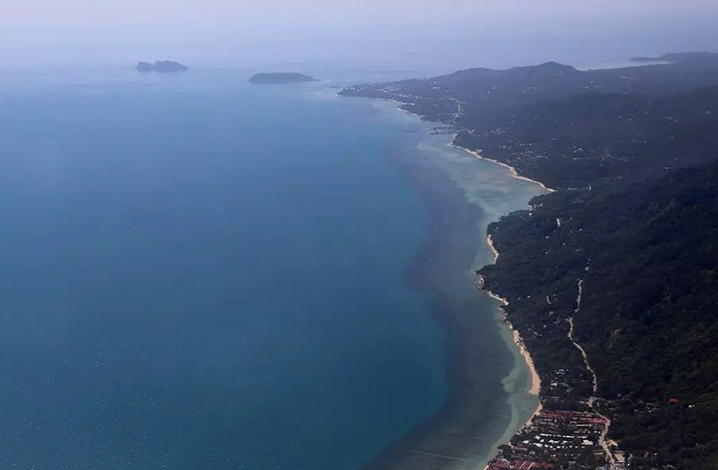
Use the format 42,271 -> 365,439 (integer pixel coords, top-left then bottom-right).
342,53 -> 718,190
341,52 -> 718,125
630,52 -> 715,64
136,61 -> 189,73
249,73 -> 318,84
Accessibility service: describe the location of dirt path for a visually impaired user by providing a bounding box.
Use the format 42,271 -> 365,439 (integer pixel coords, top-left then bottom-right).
567,279 -> 615,468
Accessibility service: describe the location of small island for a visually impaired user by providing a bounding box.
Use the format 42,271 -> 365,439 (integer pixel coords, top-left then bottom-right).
249,73 -> 318,84
136,61 -> 189,73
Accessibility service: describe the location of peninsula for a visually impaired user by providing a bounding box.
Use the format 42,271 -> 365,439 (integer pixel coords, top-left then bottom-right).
136,60 -> 189,73
342,52 -> 718,470
249,72 -> 318,84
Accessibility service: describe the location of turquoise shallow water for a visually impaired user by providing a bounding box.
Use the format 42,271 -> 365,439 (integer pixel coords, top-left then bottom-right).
0,68 -> 540,469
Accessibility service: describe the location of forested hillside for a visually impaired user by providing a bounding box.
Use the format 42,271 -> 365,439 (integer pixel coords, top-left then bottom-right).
482,163 -> 718,468
456,86 -> 718,189
344,52 -> 718,469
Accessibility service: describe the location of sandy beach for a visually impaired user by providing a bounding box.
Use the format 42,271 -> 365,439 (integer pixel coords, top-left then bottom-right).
485,235 -> 541,398
453,143 -> 556,193
436,128 -> 547,470
511,328 -> 541,396
486,235 -> 500,263
466,146 -> 546,404
479,236 -> 543,470
482,267 -> 542,397
351,96 -> 546,470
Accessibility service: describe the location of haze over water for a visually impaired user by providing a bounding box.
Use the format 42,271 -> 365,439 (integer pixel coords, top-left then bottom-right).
0,67 -> 539,469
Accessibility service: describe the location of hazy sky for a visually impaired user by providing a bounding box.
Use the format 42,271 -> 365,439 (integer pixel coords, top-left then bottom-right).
1,0 -> 717,69
3,0 -> 717,27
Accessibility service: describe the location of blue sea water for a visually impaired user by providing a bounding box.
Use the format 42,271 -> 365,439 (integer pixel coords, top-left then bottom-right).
0,67 -> 546,470
0,70 -> 450,469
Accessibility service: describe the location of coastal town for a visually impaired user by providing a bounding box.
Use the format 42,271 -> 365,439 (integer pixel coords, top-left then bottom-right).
476,264 -> 624,470
485,408 -> 621,470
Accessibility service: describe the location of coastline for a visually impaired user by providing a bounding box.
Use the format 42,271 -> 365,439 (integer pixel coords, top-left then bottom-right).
486,235 -> 500,263
485,234 -> 541,397
480,243 -> 543,468
423,135 -> 547,469
452,143 -> 556,193
441,138 -> 547,463
344,92 -> 546,470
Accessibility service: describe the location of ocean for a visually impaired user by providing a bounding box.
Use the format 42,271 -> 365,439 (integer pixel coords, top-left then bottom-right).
0,67 -> 542,469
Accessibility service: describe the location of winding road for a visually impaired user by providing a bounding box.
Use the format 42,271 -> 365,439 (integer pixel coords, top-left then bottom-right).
567,279 -> 616,469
